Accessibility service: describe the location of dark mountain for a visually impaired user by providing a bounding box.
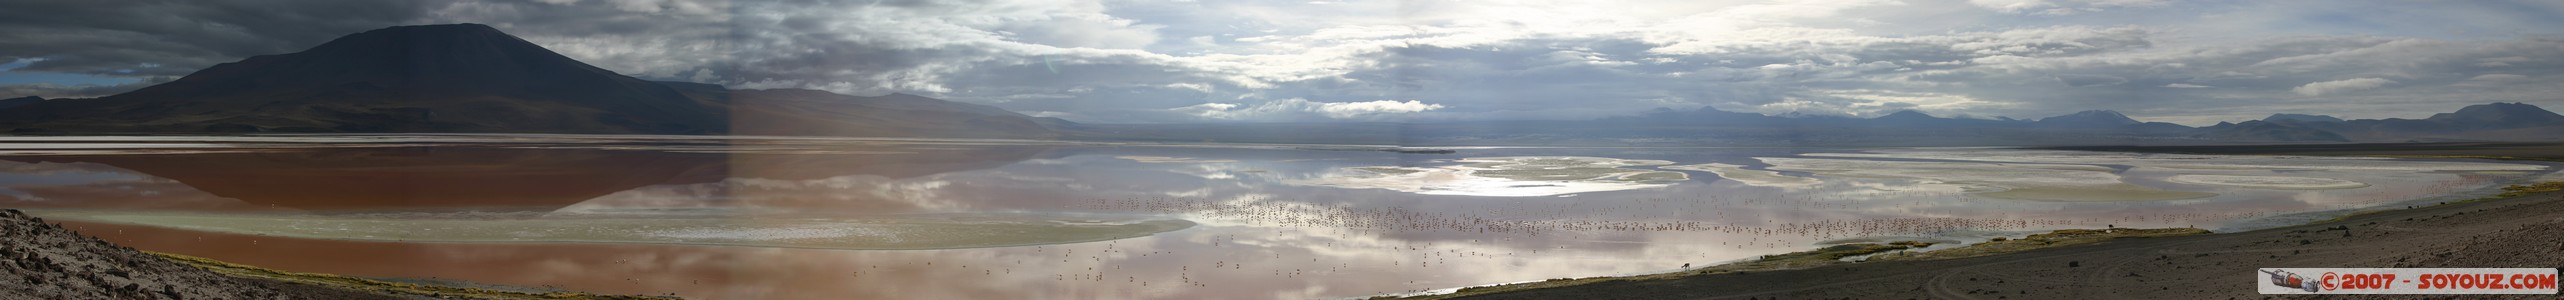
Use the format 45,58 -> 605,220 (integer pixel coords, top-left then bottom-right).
2296,118 -> 2448,140
1616,106 -> 2031,129
0,24 -> 719,133
1033,117 -> 1088,130
1874,110 -> 1931,119
2034,110 -> 2142,128
1615,107 -> 1792,126
1643,107 -> 1679,115
2194,120 -> 2348,142
0,96 -> 36,110
2189,103 -> 2564,143
2126,122 -> 2196,134
2013,110 -> 2193,135
2262,113 -> 2343,123
1865,110 -> 2014,128
1075,102 -> 2559,146
0,24 -> 1056,139
2425,102 -> 2564,129
1871,110 -> 1939,123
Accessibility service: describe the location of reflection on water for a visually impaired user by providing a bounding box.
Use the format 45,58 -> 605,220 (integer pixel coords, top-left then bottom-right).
41,209 -> 1193,250
1290,156 -> 1687,197
1758,156 -> 2219,201
0,143 -> 1050,211
3,137 -> 2555,299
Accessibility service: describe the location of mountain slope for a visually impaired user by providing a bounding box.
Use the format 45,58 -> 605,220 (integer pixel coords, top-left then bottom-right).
2262,113 -> 2344,124
0,96 -> 37,110
1865,110 -> 2013,128
0,24 -> 722,134
2262,103 -> 2564,142
2034,110 -> 2142,128
2194,120 -> 2349,142
2425,102 -> 2564,129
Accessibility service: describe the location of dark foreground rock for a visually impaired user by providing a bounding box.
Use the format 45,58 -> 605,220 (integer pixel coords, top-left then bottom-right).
0,209 -> 395,299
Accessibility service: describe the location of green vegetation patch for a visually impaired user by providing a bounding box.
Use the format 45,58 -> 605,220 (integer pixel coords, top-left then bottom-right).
1387,241 -> 1934,300
1386,227 -> 2206,300
153,251 -> 674,300
1695,241 -> 1935,273
1869,228 -> 2209,261
2432,181 -> 2564,206
2494,181 -> 2564,198
2310,181 -> 2562,225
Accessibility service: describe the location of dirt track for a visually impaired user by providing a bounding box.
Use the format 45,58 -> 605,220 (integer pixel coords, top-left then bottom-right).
1454,188 -> 2564,299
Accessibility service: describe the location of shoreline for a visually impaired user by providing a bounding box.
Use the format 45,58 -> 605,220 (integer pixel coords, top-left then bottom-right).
1377,227 -> 2217,300
1389,181 -> 2563,299
2039,142 -> 2564,162
148,251 -> 675,299
0,208 -> 667,299
1387,143 -> 2564,299
25,209 -> 1201,252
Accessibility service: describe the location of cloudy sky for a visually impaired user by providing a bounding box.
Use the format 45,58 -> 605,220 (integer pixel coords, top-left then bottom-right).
3,0 -> 2562,124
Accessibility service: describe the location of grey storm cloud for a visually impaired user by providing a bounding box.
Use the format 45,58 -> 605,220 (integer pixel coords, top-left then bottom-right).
0,0 -> 429,76
5,0 -> 2564,124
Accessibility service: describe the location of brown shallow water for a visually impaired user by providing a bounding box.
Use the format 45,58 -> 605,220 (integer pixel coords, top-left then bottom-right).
2,135 -> 2555,299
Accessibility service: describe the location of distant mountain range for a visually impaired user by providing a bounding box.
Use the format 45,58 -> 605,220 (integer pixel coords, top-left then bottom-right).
0,23 -> 2554,146
2205,102 -> 2564,143
0,96 -> 39,110
0,24 -> 1054,139
1069,103 -> 2564,146
1542,102 -> 2564,145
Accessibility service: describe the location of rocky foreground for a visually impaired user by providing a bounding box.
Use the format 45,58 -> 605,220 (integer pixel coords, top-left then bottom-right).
0,209 -> 393,299
0,208 -> 678,299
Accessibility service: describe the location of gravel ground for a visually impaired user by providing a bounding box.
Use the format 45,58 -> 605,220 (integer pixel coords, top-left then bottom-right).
0,209 -> 395,300
1451,191 -> 2564,299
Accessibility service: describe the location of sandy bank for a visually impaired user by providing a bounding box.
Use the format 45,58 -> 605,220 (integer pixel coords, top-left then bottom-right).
0,208 -> 668,299
1397,182 -> 2564,299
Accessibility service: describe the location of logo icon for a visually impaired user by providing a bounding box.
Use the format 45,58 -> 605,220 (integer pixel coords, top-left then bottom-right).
2320,272 -> 2338,291
2259,268 -> 2556,294
2264,269 -> 2321,293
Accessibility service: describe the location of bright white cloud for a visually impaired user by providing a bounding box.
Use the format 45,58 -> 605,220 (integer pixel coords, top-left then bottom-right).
2468,74 -> 2529,82
2291,78 -> 2396,96
1171,98 -> 1445,121
2469,74 -> 2528,81
1968,0 -> 2171,15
